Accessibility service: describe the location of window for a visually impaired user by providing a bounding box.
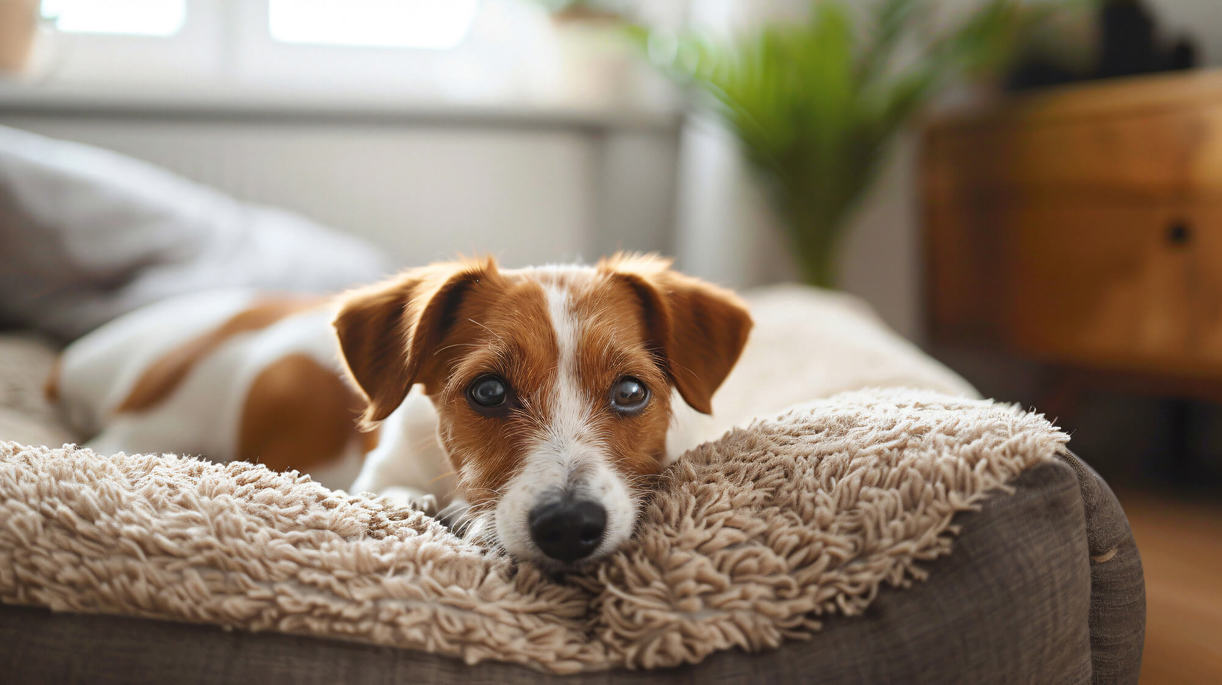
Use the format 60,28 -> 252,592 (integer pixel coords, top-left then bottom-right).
40,0 -> 186,37
22,0 -> 578,109
267,0 -> 479,50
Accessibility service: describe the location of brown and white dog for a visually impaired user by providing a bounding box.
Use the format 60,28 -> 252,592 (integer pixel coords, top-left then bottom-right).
50,254 -> 752,565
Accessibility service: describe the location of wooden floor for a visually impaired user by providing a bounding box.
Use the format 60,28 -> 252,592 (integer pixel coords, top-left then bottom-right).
1117,491 -> 1222,683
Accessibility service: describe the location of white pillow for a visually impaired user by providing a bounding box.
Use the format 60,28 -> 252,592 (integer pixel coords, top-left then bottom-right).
0,125 -> 391,342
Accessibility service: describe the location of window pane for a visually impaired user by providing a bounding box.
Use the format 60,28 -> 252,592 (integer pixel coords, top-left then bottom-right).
268,0 -> 479,50
40,0 -> 186,36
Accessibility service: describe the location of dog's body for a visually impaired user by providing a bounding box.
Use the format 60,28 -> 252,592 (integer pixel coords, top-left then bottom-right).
52,255 -> 752,565
51,288 -> 376,490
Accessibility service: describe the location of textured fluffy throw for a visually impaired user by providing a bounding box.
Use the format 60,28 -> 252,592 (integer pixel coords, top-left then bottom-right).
0,389 -> 1067,674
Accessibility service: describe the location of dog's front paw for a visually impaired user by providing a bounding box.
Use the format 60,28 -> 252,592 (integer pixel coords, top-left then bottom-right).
379,486 -> 437,514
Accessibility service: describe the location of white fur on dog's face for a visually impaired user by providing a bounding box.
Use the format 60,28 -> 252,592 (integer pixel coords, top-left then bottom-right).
491,279 -> 639,563
334,254 -> 752,565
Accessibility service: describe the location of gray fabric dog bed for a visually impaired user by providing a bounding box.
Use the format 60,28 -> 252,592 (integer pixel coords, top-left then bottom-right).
0,290 -> 1145,683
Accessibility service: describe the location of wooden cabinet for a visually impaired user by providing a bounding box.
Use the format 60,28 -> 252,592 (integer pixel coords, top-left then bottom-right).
923,70 -> 1222,391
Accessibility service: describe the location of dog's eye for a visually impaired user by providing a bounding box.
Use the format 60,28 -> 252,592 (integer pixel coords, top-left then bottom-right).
467,375 -> 509,414
610,377 -> 649,415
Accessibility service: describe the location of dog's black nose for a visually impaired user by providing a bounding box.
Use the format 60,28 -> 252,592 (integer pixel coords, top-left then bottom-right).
528,498 -> 607,563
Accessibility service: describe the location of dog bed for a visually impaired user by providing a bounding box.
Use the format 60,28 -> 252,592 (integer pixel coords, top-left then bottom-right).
0,288 -> 1144,682
4,388 -> 1066,673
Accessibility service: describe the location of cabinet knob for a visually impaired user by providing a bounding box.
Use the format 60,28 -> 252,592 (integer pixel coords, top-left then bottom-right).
1167,221 -> 1192,246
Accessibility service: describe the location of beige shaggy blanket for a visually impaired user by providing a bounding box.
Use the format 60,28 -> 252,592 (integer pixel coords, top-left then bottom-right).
0,388 -> 1066,675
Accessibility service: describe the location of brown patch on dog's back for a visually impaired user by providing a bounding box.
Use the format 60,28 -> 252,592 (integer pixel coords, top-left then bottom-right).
116,296 -> 323,413
237,353 -> 367,473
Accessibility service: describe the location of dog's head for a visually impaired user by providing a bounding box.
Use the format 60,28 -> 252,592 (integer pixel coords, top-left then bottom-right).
333,254 -> 751,566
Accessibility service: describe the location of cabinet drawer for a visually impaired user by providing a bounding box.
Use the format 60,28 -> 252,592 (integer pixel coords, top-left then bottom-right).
925,71 -> 1222,202
1186,206 -> 1222,367
1001,202 -> 1199,372
923,72 -> 1222,386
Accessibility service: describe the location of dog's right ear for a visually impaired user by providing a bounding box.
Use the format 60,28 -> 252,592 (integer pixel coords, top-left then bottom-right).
333,259 -> 496,427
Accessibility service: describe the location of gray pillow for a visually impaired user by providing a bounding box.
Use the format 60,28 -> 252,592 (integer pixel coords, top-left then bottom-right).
0,125 -> 391,342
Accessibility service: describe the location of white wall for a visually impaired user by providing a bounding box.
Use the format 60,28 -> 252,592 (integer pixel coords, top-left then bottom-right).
1,113 -> 679,270
672,116 -> 797,289
839,136 -> 921,339
1148,0 -> 1222,67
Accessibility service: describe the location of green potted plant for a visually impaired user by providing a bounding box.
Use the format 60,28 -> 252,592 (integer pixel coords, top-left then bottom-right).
635,0 -> 1070,287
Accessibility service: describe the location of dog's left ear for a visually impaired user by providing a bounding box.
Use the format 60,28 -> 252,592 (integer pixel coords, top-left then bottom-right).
599,253 -> 752,414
